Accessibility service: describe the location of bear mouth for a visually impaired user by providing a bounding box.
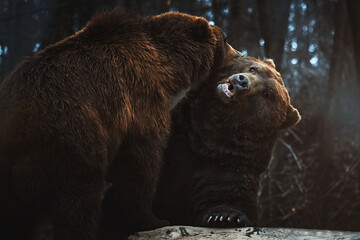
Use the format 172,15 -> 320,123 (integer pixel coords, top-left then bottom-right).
217,82 -> 235,101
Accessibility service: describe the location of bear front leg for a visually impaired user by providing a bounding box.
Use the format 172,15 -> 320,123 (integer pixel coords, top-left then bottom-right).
101,133 -> 169,238
53,171 -> 106,240
190,169 -> 260,228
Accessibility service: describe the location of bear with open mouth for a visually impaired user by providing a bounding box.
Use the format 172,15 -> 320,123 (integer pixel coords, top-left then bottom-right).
154,55 -> 301,228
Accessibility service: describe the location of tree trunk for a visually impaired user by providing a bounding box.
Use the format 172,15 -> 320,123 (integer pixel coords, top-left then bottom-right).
317,0 -> 349,228
40,0 -> 116,50
346,0 -> 360,83
2,0 -> 36,74
256,0 -> 291,71
227,0 -> 243,51
211,0 -> 222,28
40,1 -> 75,49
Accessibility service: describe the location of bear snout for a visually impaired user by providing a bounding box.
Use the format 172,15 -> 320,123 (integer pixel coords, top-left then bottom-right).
230,74 -> 250,91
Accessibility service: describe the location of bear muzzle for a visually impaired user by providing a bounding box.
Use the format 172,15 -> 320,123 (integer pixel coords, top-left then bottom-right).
216,73 -> 251,103
229,74 -> 250,92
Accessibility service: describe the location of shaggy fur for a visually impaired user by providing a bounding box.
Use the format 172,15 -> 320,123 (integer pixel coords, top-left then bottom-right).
154,56 -> 300,228
0,9 -> 239,240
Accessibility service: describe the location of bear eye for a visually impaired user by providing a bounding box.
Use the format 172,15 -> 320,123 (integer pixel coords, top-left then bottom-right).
262,90 -> 275,100
249,67 -> 256,73
262,91 -> 269,98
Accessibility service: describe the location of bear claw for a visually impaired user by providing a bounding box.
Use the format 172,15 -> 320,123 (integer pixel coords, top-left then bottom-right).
202,212 -> 250,228
237,215 -> 249,227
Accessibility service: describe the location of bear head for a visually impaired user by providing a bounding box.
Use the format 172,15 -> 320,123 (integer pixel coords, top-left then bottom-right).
185,56 -> 301,161
216,57 -> 300,132
144,12 -> 241,90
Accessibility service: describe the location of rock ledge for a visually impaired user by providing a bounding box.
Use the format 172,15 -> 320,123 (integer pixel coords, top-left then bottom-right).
129,226 -> 360,240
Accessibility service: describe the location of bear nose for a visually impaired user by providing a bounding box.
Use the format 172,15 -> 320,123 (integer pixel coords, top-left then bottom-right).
231,74 -> 249,91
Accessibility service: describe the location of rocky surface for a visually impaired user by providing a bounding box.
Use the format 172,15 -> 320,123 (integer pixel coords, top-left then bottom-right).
129,226 -> 360,240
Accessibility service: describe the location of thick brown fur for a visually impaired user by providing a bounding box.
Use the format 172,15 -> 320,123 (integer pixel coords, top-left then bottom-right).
154,56 -> 300,228
0,9 -> 239,240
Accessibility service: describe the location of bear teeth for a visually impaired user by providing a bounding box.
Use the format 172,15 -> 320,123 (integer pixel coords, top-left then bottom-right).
222,84 -> 232,97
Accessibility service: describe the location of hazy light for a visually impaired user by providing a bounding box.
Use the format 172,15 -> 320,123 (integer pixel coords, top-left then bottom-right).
2,46 -> 8,55
290,2 -> 295,10
199,0 -> 211,6
288,24 -> 295,32
291,40 -> 298,51
208,20 -> 215,25
309,20 -> 315,33
291,58 -> 298,65
259,38 -> 265,47
309,44 -> 316,53
302,26 -> 308,32
300,3 -> 307,14
33,43 -> 40,53
247,7 -> 253,13
223,8 -> 229,14
288,10 -> 295,21
310,56 -> 318,66
283,41 -> 288,51
242,50 -> 248,56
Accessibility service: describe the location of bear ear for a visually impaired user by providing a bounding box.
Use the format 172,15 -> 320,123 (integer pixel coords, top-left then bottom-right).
191,18 -> 212,41
282,105 -> 301,129
264,58 -> 276,68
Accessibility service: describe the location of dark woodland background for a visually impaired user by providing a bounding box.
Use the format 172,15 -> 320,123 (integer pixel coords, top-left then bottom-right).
1,0 -> 360,231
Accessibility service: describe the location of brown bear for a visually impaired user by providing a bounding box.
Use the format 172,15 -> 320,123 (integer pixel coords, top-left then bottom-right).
154,56 -> 301,228
0,9 -> 240,240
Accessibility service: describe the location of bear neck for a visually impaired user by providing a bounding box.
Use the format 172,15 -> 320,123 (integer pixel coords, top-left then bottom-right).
173,96 -> 278,174
189,127 -> 277,174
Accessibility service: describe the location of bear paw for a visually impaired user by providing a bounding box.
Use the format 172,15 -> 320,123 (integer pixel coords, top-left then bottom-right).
201,212 -> 250,228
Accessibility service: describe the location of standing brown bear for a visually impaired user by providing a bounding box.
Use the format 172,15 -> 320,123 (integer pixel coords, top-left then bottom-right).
154,56 -> 301,227
0,8 -> 239,240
